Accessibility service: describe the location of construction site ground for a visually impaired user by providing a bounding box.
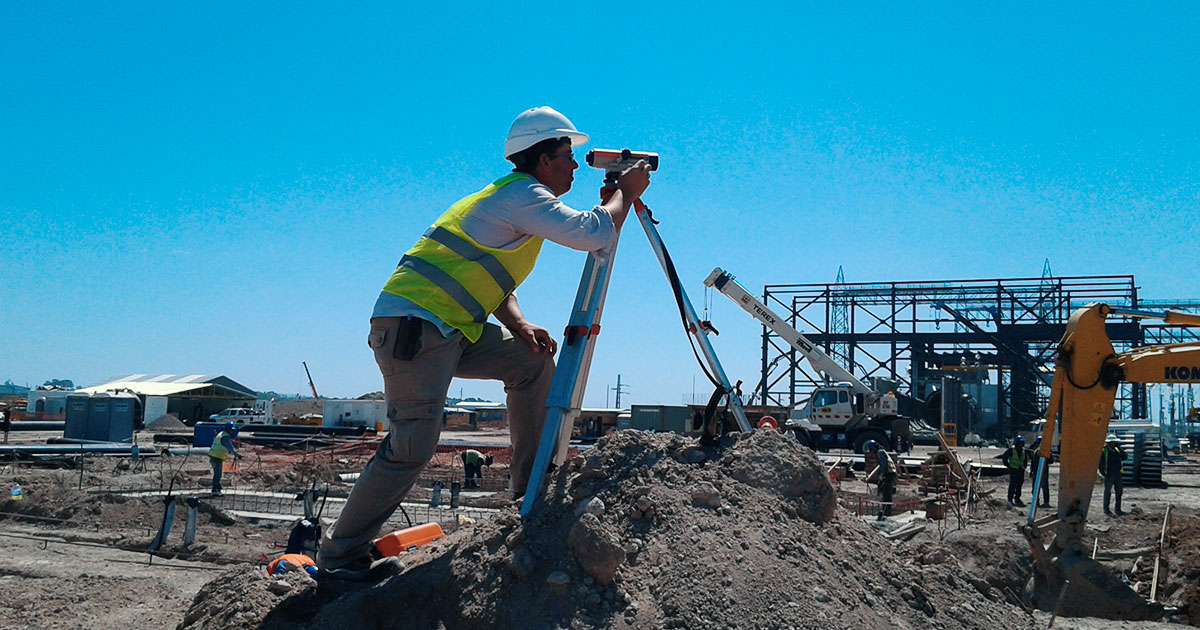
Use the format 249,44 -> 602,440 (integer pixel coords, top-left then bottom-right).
2,427 -> 1199,629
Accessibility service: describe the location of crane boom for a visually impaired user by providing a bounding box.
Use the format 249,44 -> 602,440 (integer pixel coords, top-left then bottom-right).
302,361 -> 320,400
703,268 -> 869,395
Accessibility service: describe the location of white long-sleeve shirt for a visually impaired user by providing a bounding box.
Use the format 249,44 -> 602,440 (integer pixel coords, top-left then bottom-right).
372,176 -> 617,334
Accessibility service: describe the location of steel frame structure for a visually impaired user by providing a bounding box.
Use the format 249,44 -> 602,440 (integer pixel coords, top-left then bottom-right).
756,274 -> 1198,436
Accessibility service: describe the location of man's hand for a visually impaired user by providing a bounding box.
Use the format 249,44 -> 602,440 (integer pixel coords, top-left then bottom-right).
602,160 -> 653,230
512,321 -> 557,356
494,294 -> 556,356
618,159 -> 652,201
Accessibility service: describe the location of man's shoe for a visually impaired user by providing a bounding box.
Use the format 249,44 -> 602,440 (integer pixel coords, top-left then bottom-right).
1014,499 -> 1026,507
318,556 -> 405,582
1040,503 -> 1051,508
1115,509 -> 1126,516
1104,509 -> 1113,516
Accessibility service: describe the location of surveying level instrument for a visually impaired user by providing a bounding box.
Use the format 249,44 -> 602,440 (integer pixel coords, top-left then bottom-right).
520,149 -> 750,517
585,148 -> 659,173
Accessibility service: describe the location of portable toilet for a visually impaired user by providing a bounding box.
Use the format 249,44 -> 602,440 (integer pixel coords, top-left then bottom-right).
64,393 -> 91,439
105,392 -> 138,442
87,393 -> 112,441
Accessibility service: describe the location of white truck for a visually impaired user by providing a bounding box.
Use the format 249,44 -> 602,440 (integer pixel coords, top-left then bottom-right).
209,399 -> 273,424
704,268 -> 908,453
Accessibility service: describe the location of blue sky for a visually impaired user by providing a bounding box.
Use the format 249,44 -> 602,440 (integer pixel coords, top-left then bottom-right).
2,3 -> 1198,408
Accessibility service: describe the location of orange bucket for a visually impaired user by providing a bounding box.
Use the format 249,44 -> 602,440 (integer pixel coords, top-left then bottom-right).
373,522 -> 445,557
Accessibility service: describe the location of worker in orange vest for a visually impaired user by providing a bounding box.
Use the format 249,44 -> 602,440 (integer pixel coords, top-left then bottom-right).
268,553 -> 317,577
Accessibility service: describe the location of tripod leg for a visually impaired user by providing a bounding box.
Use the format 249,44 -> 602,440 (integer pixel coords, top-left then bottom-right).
521,246 -> 619,516
633,202 -> 751,433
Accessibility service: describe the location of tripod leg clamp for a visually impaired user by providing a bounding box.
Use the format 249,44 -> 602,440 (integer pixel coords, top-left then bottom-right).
564,324 -> 601,346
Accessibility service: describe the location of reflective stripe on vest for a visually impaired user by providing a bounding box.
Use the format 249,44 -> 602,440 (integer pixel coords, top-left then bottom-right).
209,431 -> 230,460
381,173 -> 544,343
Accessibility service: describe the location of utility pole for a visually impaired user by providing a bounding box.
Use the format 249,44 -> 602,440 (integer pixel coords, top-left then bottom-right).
609,374 -> 629,409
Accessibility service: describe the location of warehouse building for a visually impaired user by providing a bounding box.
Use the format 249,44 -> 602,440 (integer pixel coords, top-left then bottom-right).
75,374 -> 257,426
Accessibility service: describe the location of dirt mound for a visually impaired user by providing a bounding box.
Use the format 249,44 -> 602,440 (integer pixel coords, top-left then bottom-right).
234,457 -> 346,490
147,413 -> 190,432
180,430 -> 1032,629
1158,506 -> 1200,625
914,530 -> 1030,602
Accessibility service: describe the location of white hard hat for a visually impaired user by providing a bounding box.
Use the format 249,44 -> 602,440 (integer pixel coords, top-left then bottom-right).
1106,433 -> 1118,442
504,106 -> 589,159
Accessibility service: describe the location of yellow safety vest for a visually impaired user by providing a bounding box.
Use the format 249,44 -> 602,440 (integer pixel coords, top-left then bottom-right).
209,431 -> 230,461
879,452 -> 897,477
381,174 -> 544,343
1008,448 -> 1026,470
1100,447 -> 1123,474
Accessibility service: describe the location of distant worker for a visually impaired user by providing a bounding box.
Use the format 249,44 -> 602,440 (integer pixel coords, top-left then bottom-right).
1099,434 -> 1126,516
460,449 -> 493,489
268,553 -> 318,577
1001,435 -> 1027,507
1028,436 -> 1052,508
864,440 -> 897,520
208,422 -> 241,496
316,106 -> 652,581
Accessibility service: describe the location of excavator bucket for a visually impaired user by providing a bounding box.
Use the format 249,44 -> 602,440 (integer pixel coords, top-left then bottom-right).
1026,555 -> 1162,621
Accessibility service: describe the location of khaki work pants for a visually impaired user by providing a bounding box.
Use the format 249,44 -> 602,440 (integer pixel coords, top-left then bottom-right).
317,316 -> 554,570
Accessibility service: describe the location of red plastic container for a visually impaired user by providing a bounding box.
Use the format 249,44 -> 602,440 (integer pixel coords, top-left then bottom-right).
373,522 -> 446,557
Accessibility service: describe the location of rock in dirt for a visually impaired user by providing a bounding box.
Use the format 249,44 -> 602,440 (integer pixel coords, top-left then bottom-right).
690,482 -> 721,508
568,513 -> 626,585
180,429 -> 1035,630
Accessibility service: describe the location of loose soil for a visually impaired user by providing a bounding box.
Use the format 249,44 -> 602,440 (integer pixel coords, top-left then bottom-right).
181,431 -> 1036,630
3,429 -> 1200,629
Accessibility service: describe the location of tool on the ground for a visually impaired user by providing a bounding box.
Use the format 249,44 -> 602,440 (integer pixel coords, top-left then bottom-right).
371,522 -> 445,559
521,150 -> 750,517
1022,304 -> 1200,619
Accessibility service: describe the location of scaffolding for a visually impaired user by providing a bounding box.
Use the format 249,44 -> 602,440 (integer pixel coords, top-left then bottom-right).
756,274 -> 1199,439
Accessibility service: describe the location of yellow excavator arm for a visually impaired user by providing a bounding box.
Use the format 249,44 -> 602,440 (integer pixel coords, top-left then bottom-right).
1024,303 -> 1200,618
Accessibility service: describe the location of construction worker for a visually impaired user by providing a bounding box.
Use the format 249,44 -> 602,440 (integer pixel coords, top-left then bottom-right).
1099,434 -> 1126,516
1028,436 -> 1052,508
208,422 -> 241,496
268,553 -> 318,577
460,449 -> 492,489
316,106 -> 652,581
1001,435 -> 1027,507
864,440 -> 897,520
